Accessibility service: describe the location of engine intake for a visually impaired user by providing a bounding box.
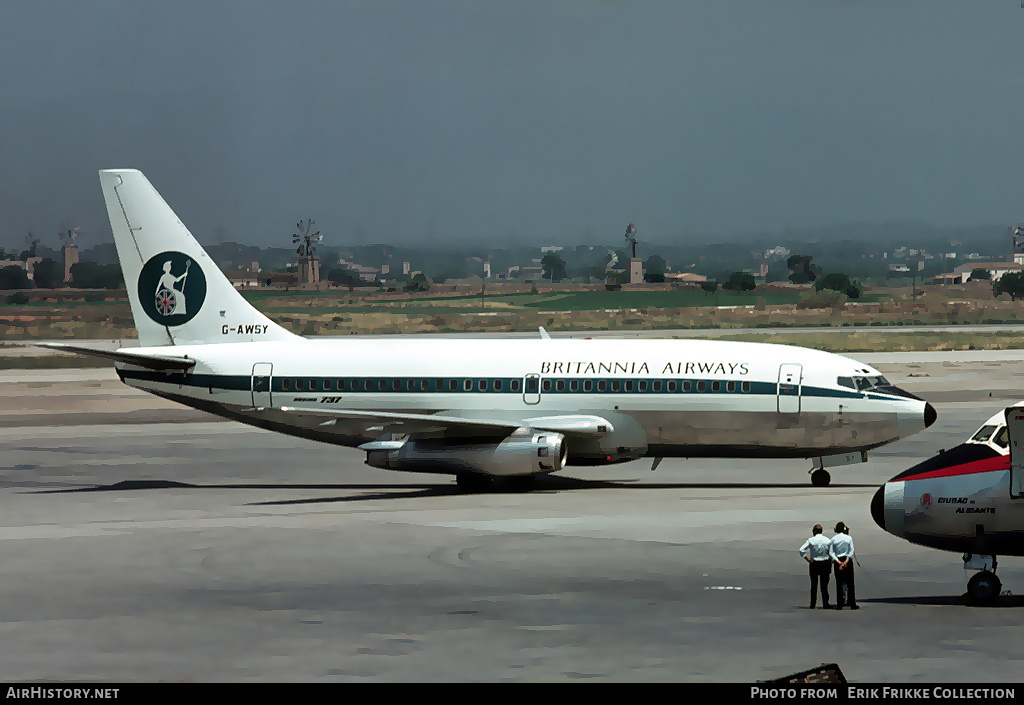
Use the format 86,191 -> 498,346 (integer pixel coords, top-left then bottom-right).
365,431 -> 567,476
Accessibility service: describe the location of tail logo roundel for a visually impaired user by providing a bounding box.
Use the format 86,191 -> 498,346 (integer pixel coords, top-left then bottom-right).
138,251 -> 207,326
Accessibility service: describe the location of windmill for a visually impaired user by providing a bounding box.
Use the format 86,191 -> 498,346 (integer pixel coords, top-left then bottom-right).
623,222 -> 643,284
624,223 -> 638,259
22,232 -> 40,261
59,227 -> 80,284
1011,224 -> 1024,264
292,219 -> 322,287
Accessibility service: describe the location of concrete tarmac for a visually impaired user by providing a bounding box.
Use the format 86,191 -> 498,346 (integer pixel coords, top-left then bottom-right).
1,353 -> 1024,682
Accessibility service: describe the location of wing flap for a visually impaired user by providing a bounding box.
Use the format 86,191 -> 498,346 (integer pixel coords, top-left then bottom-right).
272,406 -> 614,436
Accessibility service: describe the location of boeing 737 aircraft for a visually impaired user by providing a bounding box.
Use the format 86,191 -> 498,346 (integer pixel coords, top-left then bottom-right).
873,405 -> 1024,603
44,170 -> 937,489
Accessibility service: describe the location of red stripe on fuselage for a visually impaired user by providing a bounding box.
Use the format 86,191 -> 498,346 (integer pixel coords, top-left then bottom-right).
895,454 -> 1008,483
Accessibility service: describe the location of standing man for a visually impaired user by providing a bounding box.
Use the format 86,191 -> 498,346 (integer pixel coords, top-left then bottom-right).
830,521 -> 858,610
799,524 -> 832,609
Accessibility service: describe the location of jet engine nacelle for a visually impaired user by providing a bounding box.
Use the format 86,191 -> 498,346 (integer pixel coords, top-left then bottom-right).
364,431 -> 567,477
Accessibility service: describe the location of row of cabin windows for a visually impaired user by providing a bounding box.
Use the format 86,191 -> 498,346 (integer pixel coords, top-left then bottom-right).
277,377 -> 753,394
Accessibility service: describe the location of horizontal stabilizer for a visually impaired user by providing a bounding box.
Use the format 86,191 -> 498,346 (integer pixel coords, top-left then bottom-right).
35,343 -> 197,371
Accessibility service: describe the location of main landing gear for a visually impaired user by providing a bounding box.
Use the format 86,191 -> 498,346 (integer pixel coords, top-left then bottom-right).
810,469 -> 831,487
964,554 -> 1002,605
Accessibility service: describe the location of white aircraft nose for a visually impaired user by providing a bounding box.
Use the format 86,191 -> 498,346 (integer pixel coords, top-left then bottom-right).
871,481 -> 905,538
896,400 -> 936,439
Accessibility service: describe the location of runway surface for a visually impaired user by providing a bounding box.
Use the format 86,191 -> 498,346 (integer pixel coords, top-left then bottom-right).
2,351 -> 1024,682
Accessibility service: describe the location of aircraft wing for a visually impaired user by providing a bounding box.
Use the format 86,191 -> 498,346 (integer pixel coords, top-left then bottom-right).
271,405 -> 614,436
35,342 -> 198,371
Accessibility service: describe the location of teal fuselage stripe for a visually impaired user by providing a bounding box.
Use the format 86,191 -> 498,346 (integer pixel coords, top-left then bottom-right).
118,370 -> 868,401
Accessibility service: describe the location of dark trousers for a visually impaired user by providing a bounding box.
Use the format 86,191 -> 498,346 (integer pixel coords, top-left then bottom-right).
809,560 -> 831,607
833,560 -> 857,607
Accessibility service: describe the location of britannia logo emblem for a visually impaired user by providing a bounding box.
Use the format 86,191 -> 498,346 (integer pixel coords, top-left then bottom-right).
138,251 -> 206,326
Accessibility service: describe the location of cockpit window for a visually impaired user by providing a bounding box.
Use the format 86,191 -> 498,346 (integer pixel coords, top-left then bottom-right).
850,375 -> 892,392
993,426 -> 1010,449
837,377 -> 856,390
970,425 -> 997,443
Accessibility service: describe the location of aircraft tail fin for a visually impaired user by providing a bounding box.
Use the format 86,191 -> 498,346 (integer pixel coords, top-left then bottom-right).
98,169 -> 300,347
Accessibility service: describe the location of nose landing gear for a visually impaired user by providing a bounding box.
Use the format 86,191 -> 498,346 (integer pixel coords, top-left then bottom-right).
964,554 -> 1002,605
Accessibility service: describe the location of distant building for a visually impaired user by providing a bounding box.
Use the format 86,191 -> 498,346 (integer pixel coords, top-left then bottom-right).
665,272 -> 708,287
61,243 -> 79,284
952,261 -> 1024,283
226,270 -> 261,288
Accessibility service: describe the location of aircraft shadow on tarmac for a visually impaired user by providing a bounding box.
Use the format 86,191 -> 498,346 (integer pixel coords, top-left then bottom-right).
25,476 -> 879,505
862,594 -> 1024,608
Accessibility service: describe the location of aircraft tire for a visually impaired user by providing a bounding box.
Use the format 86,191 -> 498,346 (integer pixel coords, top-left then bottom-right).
811,469 -> 831,487
967,571 -> 1001,605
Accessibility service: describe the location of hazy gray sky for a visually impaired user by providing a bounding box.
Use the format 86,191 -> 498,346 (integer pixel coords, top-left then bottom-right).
1,0 -> 1022,250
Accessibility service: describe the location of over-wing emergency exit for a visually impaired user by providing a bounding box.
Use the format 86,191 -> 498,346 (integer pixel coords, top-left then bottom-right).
872,405 -> 1024,603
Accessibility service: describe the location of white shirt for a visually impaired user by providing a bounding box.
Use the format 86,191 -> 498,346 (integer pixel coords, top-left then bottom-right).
830,533 -> 855,561
799,534 -> 832,561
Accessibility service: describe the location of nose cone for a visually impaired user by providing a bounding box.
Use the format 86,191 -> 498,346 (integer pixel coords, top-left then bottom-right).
925,402 -> 937,429
871,485 -> 886,530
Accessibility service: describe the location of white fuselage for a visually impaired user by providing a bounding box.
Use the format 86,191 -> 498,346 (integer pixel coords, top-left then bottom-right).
116,336 -> 932,465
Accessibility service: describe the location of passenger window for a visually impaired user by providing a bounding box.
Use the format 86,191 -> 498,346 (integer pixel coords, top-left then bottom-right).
282,378 -> 291,391
668,381 -> 676,392
711,381 -> 721,392
653,381 -> 661,392
569,380 -> 578,392
697,381 -> 706,392
727,381 -> 736,392
495,379 -> 503,391
584,380 -> 593,392
611,381 -> 620,392
681,381 -> 690,392
511,379 -> 521,392
639,381 -> 647,392
542,379 -> 552,392
556,380 -> 565,392
296,379 -> 305,391
597,380 -> 606,392
742,381 -> 751,392
464,379 -> 472,391
450,379 -> 458,391
625,380 -> 633,392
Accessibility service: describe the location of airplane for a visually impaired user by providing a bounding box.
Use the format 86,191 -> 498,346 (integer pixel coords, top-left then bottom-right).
872,405 -> 1024,603
42,169 -> 937,490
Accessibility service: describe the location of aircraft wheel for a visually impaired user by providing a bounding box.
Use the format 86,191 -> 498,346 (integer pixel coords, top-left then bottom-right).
967,571 -> 1002,605
811,469 -> 831,487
